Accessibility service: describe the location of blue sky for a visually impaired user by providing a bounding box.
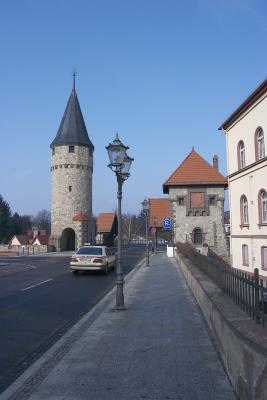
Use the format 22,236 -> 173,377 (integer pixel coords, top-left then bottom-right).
1,0 -> 267,216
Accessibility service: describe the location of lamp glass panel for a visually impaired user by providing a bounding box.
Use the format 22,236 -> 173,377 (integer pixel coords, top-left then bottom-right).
121,155 -> 133,174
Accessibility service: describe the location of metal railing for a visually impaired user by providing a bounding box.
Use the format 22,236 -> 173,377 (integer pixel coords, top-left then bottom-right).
177,242 -> 267,326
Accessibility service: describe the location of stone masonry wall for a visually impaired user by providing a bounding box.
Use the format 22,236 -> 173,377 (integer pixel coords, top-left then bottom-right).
50,145 -> 93,248
169,186 -> 229,260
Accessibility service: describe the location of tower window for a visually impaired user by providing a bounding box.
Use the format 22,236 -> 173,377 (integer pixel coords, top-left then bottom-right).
69,145 -> 75,153
209,197 -> 215,205
52,148 -> 55,155
69,186 -> 72,192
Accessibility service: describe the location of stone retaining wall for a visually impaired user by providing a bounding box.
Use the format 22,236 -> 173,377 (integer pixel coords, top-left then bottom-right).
175,251 -> 267,400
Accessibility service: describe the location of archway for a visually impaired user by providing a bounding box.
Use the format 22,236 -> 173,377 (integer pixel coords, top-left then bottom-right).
192,228 -> 203,244
61,228 -> 76,251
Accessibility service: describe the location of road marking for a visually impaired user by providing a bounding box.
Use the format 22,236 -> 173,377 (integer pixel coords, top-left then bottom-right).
21,264 -> 38,269
21,279 -> 53,292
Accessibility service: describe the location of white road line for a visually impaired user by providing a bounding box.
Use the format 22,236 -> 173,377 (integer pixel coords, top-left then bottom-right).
22,264 -> 38,269
21,279 -> 53,292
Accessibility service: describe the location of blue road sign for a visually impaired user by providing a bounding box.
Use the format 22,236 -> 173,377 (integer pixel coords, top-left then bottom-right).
163,218 -> 172,230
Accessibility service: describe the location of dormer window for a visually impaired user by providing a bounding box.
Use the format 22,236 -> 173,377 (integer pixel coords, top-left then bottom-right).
69,145 -> 75,153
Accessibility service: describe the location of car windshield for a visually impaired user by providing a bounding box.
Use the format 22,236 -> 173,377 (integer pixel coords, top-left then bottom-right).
76,247 -> 103,255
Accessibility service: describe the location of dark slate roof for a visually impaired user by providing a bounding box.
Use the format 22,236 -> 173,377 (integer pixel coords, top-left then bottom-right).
50,88 -> 94,149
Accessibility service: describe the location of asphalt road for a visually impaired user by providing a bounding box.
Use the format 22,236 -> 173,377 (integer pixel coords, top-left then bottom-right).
0,245 -> 146,393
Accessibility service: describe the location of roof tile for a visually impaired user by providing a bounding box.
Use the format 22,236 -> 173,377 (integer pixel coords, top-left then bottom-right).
163,150 -> 227,193
72,213 -> 89,221
149,199 -> 170,228
97,213 -> 117,233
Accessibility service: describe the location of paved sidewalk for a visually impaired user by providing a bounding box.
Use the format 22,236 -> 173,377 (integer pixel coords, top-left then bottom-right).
1,253 -> 235,400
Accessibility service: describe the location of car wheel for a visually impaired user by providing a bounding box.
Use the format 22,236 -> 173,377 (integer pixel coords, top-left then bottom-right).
72,270 -> 79,275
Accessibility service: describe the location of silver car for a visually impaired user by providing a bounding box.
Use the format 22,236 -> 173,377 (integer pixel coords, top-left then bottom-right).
70,245 -> 116,274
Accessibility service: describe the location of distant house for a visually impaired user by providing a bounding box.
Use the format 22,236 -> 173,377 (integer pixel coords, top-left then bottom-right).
96,213 -> 118,247
10,234 -> 31,246
148,198 -> 171,229
9,228 -> 48,247
163,149 -> 229,260
31,235 -> 49,246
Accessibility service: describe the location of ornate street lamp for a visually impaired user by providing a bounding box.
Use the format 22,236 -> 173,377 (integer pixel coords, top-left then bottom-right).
106,133 -> 133,310
141,198 -> 150,267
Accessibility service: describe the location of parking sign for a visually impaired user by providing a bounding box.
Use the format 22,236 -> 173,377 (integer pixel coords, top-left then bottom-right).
163,218 -> 171,230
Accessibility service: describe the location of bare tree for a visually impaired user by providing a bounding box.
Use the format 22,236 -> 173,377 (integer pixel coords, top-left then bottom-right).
122,213 -> 145,243
33,209 -> 51,233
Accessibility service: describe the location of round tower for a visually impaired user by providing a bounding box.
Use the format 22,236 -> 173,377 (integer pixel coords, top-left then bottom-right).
49,75 -> 94,251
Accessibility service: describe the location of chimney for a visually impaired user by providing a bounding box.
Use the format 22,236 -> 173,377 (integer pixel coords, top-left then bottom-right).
213,155 -> 219,171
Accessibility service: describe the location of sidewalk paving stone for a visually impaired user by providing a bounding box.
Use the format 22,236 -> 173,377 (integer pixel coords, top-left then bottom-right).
1,253 -> 235,400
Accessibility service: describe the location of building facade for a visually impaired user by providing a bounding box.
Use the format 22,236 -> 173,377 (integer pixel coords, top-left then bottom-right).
49,77 -> 94,251
220,79 -> 267,277
163,149 -> 229,260
96,213 -> 118,247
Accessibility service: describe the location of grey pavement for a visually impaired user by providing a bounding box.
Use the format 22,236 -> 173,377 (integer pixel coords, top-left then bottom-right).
1,253 -> 235,400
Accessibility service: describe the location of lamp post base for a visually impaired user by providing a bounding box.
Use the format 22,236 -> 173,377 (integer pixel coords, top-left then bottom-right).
115,276 -> 125,310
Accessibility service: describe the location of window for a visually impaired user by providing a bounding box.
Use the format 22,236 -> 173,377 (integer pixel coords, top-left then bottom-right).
240,195 -> 249,225
237,140 -> 246,169
52,148 -> 55,156
262,247 -> 267,270
242,244 -> 249,266
69,145 -> 75,153
178,197 -> 184,205
258,190 -> 267,224
193,228 -> 203,244
190,192 -> 204,208
209,197 -> 215,205
255,128 -> 265,160
69,186 -> 72,192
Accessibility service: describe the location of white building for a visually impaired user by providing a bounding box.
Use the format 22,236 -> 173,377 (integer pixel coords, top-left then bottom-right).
220,79 -> 267,278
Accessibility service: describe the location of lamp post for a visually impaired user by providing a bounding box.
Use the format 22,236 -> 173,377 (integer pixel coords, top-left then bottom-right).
141,198 -> 150,267
106,133 -> 133,310
152,216 -> 157,253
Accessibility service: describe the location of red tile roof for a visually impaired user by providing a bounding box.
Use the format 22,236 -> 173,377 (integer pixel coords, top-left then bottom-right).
72,213 -> 89,221
32,235 -> 49,245
11,234 -> 30,245
97,213 -> 116,233
149,199 -> 170,228
163,150 -> 227,193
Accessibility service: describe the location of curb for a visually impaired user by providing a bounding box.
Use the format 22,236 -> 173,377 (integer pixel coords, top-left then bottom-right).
0,257 -> 146,400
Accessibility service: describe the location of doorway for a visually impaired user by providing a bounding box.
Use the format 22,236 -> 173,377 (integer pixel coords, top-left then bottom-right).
61,228 -> 76,251
193,228 -> 203,244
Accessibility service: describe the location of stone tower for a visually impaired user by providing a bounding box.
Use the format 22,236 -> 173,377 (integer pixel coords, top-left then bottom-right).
49,75 -> 94,251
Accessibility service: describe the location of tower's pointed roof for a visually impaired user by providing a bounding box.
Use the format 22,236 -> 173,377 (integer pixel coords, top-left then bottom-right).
50,77 -> 94,149
163,149 -> 227,193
